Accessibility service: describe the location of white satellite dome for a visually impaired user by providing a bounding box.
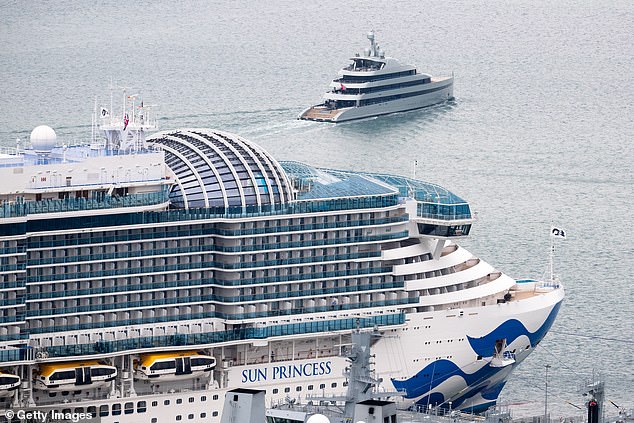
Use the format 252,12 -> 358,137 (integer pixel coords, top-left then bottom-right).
30,125 -> 57,154
306,414 -> 331,423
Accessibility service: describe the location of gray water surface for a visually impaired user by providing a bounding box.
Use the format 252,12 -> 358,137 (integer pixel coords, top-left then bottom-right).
1,0 -> 632,415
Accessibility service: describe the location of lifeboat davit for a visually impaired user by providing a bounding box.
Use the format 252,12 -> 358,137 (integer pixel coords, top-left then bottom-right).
135,351 -> 215,382
34,361 -> 117,391
0,372 -> 21,397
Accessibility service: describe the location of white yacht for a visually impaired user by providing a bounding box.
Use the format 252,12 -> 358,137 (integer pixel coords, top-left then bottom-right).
0,92 -> 563,423
299,31 -> 454,122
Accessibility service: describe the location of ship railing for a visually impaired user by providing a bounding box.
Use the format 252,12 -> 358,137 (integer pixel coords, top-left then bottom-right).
0,190 -> 169,218
26,264 -> 394,284
0,314 -> 406,364
29,280 -> 405,302
2,193 -> 403,222
27,247 -> 383,267
408,404 -> 487,421
25,214 -> 409,249
27,297 -> 416,319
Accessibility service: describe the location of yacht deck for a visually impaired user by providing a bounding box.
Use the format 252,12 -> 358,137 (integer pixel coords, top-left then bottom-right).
300,106 -> 341,121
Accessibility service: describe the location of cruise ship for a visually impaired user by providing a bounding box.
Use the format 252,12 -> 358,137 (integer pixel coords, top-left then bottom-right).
299,31 -> 454,122
0,97 -> 563,423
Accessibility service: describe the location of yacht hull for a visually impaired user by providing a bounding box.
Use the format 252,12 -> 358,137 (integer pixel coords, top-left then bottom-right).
300,79 -> 454,123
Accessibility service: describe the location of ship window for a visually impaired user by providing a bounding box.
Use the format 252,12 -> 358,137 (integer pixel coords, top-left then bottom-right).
176,399 -> 183,404
164,400 -> 170,406
112,404 -> 121,416
331,383 -> 337,388
308,385 -> 313,390
284,387 -> 290,393
296,386 -> 302,392
137,401 -> 147,413
50,370 -> 75,381
201,413 -> 206,418
191,357 -> 214,367
201,396 -> 207,402
176,416 -> 182,421
152,419 -> 157,423
213,395 -> 219,400
213,412 -> 219,417
320,384 -> 325,389
124,402 -> 134,414
189,397 -> 194,403
151,360 -> 176,371
99,405 -> 109,417
92,367 -> 115,376
188,415 -> 194,420
152,401 -> 157,407
273,388 -> 279,394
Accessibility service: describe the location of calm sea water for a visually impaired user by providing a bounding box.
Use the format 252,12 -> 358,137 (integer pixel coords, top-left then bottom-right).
1,0 -> 632,416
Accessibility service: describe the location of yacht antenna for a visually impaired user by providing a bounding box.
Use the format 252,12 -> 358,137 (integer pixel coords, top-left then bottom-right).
367,30 -> 377,56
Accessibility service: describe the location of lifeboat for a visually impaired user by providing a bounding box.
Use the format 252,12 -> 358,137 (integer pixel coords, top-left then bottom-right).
34,361 -> 117,391
0,372 -> 20,397
135,351 -> 215,382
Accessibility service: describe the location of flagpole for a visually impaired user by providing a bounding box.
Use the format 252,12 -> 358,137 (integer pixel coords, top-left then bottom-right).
549,231 -> 554,284
92,97 -> 97,144
109,79 -> 114,127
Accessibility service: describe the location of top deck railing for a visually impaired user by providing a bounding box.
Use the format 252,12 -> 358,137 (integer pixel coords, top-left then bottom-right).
0,189 -> 169,219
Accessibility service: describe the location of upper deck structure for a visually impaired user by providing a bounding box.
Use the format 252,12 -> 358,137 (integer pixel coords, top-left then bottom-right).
299,31 -> 454,123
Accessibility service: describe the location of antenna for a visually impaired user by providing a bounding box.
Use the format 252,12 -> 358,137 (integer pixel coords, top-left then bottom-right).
545,364 -> 551,423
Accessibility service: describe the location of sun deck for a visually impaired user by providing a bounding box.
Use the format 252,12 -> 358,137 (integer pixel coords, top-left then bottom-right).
299,106 -> 342,121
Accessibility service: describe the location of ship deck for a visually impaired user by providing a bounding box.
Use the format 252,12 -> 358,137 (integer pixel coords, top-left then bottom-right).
300,106 -> 341,121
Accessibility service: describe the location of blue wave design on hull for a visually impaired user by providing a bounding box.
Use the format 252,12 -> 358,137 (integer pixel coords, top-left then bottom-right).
392,359 -> 498,399
467,301 -> 562,358
393,299 -> 562,410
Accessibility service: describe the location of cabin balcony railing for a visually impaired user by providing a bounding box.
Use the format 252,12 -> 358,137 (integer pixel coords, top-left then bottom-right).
0,313 -> 405,363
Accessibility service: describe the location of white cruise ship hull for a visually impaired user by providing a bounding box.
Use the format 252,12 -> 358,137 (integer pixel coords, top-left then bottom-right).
0,285 -> 561,423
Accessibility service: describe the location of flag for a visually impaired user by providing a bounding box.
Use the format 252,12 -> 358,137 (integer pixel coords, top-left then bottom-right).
123,113 -> 129,130
550,226 -> 566,239
340,83 -> 346,91
100,107 -> 110,118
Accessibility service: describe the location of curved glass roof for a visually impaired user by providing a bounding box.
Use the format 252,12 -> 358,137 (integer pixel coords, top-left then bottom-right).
148,129 -> 293,209
282,162 -> 471,220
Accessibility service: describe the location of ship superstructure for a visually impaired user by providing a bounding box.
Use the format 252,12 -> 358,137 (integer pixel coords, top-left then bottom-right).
0,96 -> 563,423
299,31 -> 454,122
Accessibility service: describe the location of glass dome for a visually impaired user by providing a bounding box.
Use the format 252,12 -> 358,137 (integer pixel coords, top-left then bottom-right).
148,129 -> 293,209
